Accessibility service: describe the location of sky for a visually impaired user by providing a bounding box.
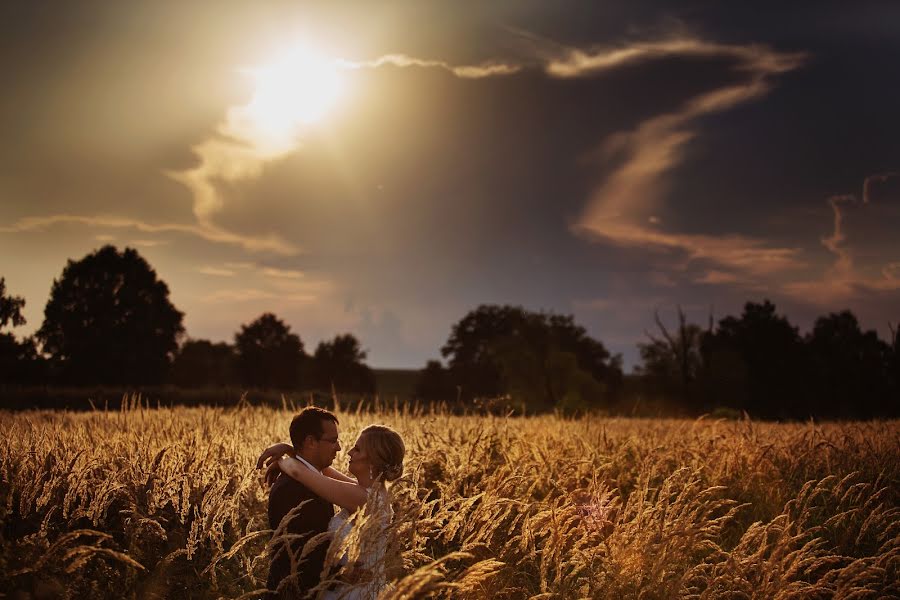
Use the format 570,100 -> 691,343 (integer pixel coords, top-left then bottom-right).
2,1 -> 899,370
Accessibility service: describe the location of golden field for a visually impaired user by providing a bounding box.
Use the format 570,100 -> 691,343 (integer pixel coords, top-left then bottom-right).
1,400 -> 898,599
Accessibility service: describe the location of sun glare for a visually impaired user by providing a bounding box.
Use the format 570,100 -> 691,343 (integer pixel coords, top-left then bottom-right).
243,44 -> 344,146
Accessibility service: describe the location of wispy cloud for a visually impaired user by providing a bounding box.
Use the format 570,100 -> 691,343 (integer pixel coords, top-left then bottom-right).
131,239 -> 169,247
575,220 -> 804,276
694,270 -> 740,284
820,194 -> 855,276
200,289 -> 317,303
343,54 -> 522,78
0,214 -> 298,255
197,260 -> 312,281
545,38 -> 804,79
197,266 -> 236,277
223,261 -> 255,270
572,38 -> 807,281
261,267 -> 304,279
863,171 -> 899,204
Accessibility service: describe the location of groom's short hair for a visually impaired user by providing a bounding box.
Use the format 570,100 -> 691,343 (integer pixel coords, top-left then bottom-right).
290,407 -> 339,451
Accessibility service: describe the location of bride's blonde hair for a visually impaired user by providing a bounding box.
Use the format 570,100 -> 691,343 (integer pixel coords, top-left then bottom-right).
359,425 -> 405,482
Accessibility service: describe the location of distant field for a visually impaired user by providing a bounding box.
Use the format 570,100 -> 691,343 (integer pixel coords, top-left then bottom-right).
0,369 -> 420,411
1,405 -> 897,598
373,368 -> 420,402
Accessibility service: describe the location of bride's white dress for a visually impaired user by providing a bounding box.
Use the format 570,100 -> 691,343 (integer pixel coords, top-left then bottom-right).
320,488 -> 393,600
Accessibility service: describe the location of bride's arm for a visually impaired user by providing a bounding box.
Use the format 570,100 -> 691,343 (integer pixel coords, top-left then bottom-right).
323,466 -> 357,484
257,443 -> 355,483
278,457 -> 368,511
256,442 -> 293,470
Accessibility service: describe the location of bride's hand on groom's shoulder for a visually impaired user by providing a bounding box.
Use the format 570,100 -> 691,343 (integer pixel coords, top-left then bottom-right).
259,460 -> 282,489
255,442 -> 294,470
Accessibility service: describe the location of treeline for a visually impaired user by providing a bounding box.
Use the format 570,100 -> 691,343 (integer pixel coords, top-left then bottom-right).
0,247 -> 374,395
1,246 -> 898,418
636,304 -> 899,420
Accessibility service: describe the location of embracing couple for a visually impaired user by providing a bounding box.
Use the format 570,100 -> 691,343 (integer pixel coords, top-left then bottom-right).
256,407 -> 405,599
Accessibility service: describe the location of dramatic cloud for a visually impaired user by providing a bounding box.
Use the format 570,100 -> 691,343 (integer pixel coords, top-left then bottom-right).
785,173 -> 900,303
572,39 -> 807,281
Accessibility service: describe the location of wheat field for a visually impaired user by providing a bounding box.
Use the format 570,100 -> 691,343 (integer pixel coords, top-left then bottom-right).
1,399 -> 898,599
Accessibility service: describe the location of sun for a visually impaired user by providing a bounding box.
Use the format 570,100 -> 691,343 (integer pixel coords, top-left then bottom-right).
243,44 -> 345,144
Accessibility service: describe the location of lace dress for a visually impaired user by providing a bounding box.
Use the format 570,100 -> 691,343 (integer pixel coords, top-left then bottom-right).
319,487 -> 394,600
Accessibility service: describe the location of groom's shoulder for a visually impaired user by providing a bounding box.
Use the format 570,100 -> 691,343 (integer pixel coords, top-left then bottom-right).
268,474 -> 332,509
269,472 -> 315,500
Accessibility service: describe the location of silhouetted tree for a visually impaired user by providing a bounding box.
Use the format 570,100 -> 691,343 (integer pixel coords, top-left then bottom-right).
0,278 -> 26,330
234,313 -> 305,389
697,336 -> 750,413
35,247 -> 184,385
636,308 -> 708,410
547,313 -> 624,393
806,311 -> 891,418
170,339 -> 236,387
703,300 -> 807,418
0,278 -> 42,384
441,305 -> 621,409
310,334 -> 375,394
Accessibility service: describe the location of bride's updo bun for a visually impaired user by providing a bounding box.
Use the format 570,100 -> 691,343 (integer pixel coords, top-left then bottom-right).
359,425 -> 405,482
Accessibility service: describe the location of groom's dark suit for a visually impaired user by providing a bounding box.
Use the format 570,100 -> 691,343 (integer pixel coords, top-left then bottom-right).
267,470 -> 335,599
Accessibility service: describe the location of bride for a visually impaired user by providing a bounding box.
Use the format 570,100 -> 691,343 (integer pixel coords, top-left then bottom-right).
259,425 -> 405,599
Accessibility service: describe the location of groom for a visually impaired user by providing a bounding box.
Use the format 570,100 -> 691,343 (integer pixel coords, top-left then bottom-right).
266,407 -> 341,599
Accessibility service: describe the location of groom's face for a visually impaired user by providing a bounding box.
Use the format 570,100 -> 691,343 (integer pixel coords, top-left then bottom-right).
309,419 -> 341,470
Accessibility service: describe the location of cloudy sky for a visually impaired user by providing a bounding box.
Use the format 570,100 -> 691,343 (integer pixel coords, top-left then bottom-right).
2,1 -> 899,369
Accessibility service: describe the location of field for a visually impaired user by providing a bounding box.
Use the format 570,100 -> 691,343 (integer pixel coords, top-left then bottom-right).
1,401 -> 898,599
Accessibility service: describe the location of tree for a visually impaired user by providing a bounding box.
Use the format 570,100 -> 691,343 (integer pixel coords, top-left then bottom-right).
704,300 -> 807,418
636,308 -> 708,410
170,339 -> 236,387
0,278 -> 41,384
234,313 -> 306,389
441,304 -> 622,409
310,334 -> 375,394
36,246 -> 184,385
0,277 -> 26,330
441,305 -> 525,399
806,311 -> 891,419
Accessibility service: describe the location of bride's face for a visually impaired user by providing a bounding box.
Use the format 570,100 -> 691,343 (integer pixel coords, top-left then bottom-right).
347,435 -> 371,480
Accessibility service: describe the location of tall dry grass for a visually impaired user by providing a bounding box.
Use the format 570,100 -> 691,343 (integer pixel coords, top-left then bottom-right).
1,398 -> 897,598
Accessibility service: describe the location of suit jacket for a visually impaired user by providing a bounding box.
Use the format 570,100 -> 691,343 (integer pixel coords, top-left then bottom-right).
267,472 -> 335,599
